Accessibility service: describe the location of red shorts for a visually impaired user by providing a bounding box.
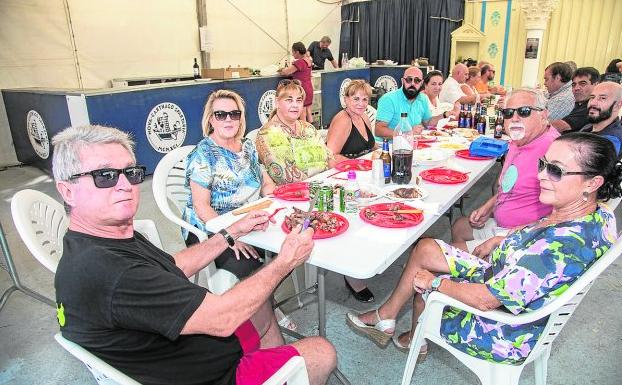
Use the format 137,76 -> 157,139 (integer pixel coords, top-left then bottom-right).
235,320 -> 300,385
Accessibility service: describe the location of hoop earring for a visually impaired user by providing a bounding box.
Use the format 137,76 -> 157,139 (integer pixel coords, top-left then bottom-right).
582,191 -> 589,202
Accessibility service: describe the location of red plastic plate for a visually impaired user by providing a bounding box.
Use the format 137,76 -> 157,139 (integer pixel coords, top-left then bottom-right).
455,149 -> 494,161
335,159 -> 373,172
414,135 -> 437,144
272,182 -> 309,201
419,168 -> 469,184
359,203 -> 424,228
281,212 -> 349,239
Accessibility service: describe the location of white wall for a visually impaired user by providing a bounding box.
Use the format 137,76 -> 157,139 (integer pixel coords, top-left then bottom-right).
0,0 -> 341,167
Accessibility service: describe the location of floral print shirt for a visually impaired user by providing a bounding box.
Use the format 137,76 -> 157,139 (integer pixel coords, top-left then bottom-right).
182,137 -> 262,238
255,119 -> 330,185
439,205 -> 617,364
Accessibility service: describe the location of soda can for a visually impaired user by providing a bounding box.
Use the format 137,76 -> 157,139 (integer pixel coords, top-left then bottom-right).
321,186 -> 334,212
309,181 -> 321,208
335,185 -> 345,212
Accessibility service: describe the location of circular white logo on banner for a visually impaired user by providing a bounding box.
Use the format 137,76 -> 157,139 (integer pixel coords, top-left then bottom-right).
145,102 -> 187,153
26,110 -> 49,159
374,75 -> 399,92
258,90 -> 277,125
339,78 -> 352,108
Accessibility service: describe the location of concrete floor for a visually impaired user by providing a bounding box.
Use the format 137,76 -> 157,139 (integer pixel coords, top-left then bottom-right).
0,163 -> 621,385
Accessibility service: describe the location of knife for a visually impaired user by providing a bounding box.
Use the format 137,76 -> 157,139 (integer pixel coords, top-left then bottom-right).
301,194 -> 319,231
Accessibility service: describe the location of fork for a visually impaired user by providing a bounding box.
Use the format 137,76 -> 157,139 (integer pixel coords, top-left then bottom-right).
268,207 -> 286,221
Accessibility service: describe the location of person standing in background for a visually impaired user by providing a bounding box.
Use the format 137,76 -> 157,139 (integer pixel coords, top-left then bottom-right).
279,42 -> 314,123
307,36 -> 338,70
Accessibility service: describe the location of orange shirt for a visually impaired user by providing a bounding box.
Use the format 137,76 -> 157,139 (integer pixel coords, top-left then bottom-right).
475,80 -> 489,94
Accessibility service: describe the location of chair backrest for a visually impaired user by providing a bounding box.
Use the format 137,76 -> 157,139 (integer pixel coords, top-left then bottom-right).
11,189 -> 68,273
365,105 -> 377,135
245,129 -> 259,142
152,145 -> 207,241
521,233 -> 622,362
55,333 -> 140,385
133,219 -> 163,250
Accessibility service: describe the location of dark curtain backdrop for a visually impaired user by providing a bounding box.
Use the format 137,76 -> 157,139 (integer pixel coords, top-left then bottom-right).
340,0 -> 464,76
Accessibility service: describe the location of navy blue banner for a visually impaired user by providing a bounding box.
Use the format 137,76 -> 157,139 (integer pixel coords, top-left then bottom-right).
320,68 -> 370,127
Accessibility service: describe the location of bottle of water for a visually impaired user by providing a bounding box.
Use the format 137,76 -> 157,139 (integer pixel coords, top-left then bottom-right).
344,171 -> 359,214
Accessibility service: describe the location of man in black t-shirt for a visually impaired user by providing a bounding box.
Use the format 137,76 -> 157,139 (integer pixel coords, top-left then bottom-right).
551,67 -> 600,134
52,125 -> 336,385
307,36 -> 338,70
580,82 -> 622,156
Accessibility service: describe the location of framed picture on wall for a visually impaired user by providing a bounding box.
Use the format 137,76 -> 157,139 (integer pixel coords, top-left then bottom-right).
525,38 -> 539,59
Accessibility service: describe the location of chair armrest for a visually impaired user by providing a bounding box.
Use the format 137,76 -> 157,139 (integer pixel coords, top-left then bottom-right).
425,291 -> 550,325
262,356 -> 309,385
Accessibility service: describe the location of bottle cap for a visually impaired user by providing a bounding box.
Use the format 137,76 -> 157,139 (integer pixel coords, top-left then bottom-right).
347,170 -> 357,180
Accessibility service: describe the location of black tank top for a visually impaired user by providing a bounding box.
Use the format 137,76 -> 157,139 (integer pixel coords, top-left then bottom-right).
340,117 -> 375,159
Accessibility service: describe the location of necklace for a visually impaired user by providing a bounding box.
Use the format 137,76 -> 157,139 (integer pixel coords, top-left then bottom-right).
274,114 -> 298,136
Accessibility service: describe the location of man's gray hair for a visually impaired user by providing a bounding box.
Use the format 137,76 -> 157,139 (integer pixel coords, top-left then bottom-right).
52,125 -> 136,182
505,88 -> 547,109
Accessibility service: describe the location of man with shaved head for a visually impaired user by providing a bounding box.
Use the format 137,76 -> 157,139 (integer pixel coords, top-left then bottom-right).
580,81 -> 622,155
439,63 -> 478,105
375,66 -> 441,138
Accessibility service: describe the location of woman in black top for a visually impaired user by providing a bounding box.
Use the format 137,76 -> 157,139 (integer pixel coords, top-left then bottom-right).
327,80 -> 377,162
326,79 -> 377,302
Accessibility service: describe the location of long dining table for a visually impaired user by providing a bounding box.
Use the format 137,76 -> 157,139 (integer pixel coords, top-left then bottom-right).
202,136 -> 498,384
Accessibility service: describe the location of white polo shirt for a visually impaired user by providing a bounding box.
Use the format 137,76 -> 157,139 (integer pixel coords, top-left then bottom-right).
439,76 -> 466,105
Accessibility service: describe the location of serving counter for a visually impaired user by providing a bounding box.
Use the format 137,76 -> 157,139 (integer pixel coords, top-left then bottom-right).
3,65 -> 427,173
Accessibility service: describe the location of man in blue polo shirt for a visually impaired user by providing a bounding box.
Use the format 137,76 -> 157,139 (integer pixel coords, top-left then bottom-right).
375,66 -> 442,139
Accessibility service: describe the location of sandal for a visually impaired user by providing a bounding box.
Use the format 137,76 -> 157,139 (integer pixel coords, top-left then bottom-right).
346,309 -> 395,348
392,333 -> 428,363
275,307 -> 298,332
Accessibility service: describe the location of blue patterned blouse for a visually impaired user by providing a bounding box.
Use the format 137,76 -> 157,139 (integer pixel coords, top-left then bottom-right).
182,137 -> 263,238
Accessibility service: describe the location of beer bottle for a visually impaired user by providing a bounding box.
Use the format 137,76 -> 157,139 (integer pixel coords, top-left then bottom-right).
458,104 -> 466,128
193,58 -> 201,79
465,104 -> 473,129
381,139 -> 392,184
494,110 -> 504,138
476,106 -> 487,135
473,103 -> 481,130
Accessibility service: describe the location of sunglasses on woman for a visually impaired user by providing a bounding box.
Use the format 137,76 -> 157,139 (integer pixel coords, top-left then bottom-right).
213,110 -> 242,121
537,158 -> 591,182
69,166 -> 146,188
501,106 -> 543,119
278,79 -> 302,87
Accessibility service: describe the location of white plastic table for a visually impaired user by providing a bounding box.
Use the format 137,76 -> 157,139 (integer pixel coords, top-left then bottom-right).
203,149 -> 496,385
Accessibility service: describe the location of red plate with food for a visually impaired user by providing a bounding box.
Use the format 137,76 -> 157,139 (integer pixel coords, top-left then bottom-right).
419,168 -> 469,184
335,159 -> 373,172
414,135 -> 437,144
455,149 -> 494,161
282,208 -> 349,239
415,142 -> 430,149
359,203 -> 424,228
272,182 -> 309,201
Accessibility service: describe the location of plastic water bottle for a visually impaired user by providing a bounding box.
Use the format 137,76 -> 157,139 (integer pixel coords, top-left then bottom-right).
344,171 -> 359,214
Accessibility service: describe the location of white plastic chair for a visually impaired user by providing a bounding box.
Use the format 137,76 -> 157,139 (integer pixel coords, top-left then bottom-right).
365,105 -> 377,135
55,332 -> 309,385
151,145 -> 238,294
401,235 -> 622,385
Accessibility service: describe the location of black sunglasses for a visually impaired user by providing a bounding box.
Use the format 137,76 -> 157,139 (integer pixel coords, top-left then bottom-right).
278,79 -> 302,87
403,76 -> 423,85
69,166 -> 146,188
501,106 -> 543,119
213,110 -> 242,121
538,158 -> 591,182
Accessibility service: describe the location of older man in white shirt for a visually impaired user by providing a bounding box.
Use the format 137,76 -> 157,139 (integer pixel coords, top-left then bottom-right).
439,63 -> 478,106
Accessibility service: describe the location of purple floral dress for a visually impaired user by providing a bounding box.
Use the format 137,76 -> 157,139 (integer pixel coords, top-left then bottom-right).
435,205 -> 616,364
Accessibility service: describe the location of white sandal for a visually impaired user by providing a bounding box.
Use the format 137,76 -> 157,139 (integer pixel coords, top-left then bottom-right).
346,309 -> 396,348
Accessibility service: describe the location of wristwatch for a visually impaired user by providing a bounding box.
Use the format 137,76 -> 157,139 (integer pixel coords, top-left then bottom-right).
431,277 -> 443,291
218,228 -> 235,247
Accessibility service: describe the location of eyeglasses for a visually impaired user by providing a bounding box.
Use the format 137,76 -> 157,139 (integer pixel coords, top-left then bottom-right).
537,158 -> 591,182
69,166 -> 146,188
403,77 -> 423,85
213,110 -> 242,121
501,106 -> 543,119
278,79 -> 302,87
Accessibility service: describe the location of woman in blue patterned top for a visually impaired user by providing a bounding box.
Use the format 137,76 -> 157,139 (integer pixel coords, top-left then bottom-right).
347,133 -> 622,364
183,90 -> 275,278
